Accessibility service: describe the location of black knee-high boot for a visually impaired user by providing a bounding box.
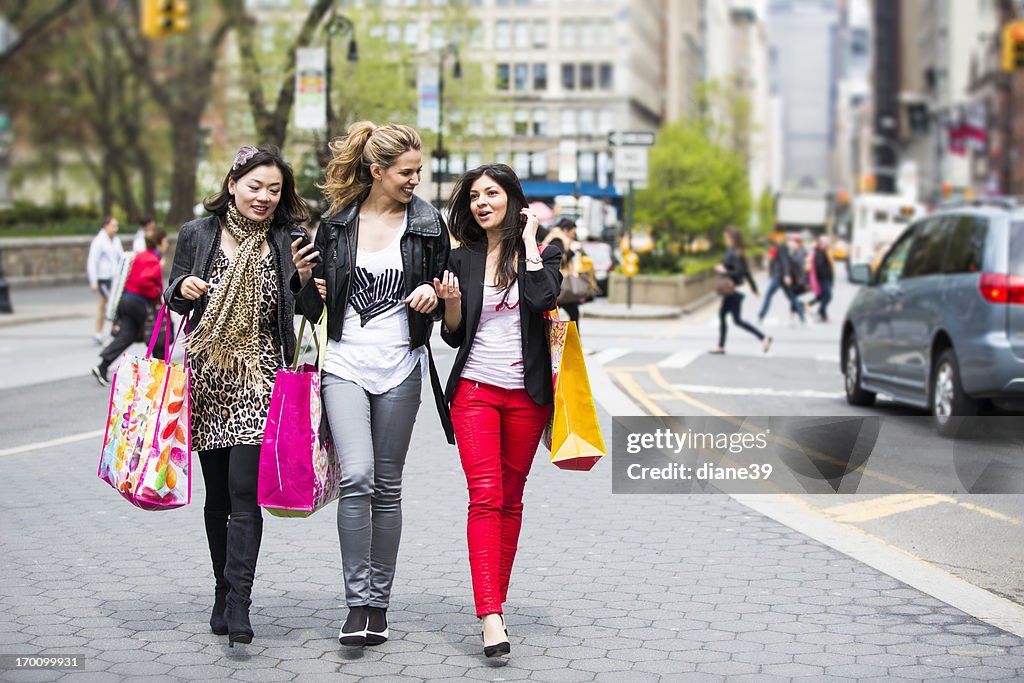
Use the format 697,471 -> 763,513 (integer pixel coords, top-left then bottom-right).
204,510 -> 230,635
223,512 -> 263,646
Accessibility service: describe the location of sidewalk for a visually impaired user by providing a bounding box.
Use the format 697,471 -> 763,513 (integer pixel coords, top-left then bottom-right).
1,373 -> 1023,681
0,285 -> 97,328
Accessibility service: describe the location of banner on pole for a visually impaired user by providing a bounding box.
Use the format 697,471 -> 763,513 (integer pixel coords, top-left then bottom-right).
294,48 -> 327,131
418,66 -> 440,131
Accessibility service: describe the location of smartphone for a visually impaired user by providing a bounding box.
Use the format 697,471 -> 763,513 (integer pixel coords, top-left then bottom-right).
290,228 -> 319,264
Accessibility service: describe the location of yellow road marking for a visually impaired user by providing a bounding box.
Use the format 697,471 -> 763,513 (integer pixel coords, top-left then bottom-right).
607,365 -> 1023,526
822,494 -> 952,523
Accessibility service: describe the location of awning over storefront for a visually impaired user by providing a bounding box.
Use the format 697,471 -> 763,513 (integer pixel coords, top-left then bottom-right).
519,181 -> 622,199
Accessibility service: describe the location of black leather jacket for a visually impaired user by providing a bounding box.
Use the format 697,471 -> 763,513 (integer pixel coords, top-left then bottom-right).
165,215 -> 298,365
293,194 -> 450,347
294,194 -> 454,443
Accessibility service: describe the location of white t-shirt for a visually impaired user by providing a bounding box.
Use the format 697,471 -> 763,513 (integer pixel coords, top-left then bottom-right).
461,281 -> 525,390
323,218 -> 426,394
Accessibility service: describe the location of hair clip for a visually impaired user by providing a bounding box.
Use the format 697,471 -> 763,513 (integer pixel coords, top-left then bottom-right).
232,145 -> 259,171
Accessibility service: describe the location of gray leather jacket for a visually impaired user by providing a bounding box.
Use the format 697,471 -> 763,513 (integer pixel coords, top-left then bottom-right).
164,215 -> 298,365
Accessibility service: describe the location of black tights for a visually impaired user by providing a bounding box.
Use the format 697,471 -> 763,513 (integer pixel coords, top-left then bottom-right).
198,445 -> 262,516
718,292 -> 765,348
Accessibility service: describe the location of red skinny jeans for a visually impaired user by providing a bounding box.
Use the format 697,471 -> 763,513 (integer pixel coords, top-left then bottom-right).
450,379 -> 552,617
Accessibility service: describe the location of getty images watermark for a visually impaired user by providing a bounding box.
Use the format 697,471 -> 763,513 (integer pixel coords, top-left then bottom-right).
611,416 -> 1024,495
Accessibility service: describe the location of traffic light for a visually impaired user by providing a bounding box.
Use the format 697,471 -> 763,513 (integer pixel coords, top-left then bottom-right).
1002,20 -> 1024,72
141,0 -> 188,39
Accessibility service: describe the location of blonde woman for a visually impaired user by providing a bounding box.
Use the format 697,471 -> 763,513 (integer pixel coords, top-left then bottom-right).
293,122 -> 451,647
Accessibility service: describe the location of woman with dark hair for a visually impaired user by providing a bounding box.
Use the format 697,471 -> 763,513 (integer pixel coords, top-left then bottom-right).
165,145 -> 307,646
434,163 -> 562,658
711,226 -> 771,355
293,121 -> 451,648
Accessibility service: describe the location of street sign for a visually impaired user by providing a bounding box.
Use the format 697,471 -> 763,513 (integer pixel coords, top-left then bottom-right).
608,130 -> 656,147
614,146 -> 648,186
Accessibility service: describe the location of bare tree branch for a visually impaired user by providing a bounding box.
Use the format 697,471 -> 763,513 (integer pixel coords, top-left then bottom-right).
0,0 -> 79,68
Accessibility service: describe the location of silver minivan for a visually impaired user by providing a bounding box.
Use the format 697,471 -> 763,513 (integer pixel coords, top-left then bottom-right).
841,201 -> 1024,435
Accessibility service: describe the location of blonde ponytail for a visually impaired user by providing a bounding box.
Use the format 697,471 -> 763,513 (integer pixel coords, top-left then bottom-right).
320,121 -> 422,216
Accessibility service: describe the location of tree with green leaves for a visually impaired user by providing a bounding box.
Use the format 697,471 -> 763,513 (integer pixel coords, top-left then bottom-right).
634,121 -> 750,251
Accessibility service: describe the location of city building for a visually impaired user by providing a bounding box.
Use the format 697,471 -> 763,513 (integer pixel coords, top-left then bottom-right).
768,0 -> 839,190
891,0 -> 1000,202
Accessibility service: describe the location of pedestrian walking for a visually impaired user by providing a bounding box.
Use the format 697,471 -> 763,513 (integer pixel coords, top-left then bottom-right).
292,122 -> 451,648
91,228 -> 168,386
165,145 -> 307,647
757,232 -> 805,324
86,216 -> 123,344
711,226 -> 771,355
132,216 -> 156,253
812,234 -> 834,322
436,163 -> 563,658
544,218 -> 585,327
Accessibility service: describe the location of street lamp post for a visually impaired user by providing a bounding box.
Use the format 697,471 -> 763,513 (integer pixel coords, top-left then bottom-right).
320,12 -> 357,167
433,44 -> 461,208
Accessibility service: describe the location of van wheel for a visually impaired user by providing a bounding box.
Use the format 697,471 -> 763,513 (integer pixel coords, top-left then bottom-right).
931,349 -> 978,437
844,334 -> 876,406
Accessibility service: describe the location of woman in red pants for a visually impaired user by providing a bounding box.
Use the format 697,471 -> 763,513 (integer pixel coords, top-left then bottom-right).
434,164 -> 562,658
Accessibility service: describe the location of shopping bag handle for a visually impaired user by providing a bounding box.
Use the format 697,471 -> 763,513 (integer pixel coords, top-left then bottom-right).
293,308 -> 328,373
146,304 -> 189,360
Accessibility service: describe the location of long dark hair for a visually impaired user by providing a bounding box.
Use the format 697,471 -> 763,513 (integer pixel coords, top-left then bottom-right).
724,226 -> 745,253
448,164 -> 528,291
204,146 -> 309,228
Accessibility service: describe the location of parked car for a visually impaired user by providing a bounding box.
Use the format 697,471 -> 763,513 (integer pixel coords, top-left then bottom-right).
580,240 -> 615,296
841,199 -> 1024,435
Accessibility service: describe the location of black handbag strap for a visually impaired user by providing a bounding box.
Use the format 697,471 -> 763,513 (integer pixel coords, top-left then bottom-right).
426,338 -> 456,445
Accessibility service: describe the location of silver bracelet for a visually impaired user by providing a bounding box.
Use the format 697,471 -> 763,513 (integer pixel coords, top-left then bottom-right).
525,255 -> 543,264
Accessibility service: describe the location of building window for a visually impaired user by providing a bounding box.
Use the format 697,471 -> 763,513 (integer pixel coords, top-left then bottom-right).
385,21 -> 400,45
467,113 -> 484,137
561,63 -> 576,90
448,153 -> 466,176
468,21 -> 484,49
466,151 -> 483,169
496,151 -> 511,166
513,152 -> 531,175
579,19 -> 595,47
514,63 -> 529,91
495,20 -> 511,49
403,21 -> 418,47
598,108 -> 613,134
595,19 -> 613,47
431,25 -> 446,49
559,20 -> 577,48
532,20 -> 548,48
530,152 -> 548,179
514,20 -> 530,48
533,63 -> 548,90
496,111 -> 513,137
532,108 -> 548,136
580,63 -> 594,90
560,108 -> 576,135
579,108 -> 595,135
496,63 -> 510,90
514,109 -> 530,136
599,63 -> 613,90
579,152 -> 596,183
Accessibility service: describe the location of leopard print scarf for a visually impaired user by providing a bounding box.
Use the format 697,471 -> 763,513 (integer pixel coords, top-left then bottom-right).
189,202 -> 275,390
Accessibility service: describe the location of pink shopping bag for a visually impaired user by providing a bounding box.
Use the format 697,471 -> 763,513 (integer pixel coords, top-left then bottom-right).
258,311 -> 340,518
97,306 -> 191,510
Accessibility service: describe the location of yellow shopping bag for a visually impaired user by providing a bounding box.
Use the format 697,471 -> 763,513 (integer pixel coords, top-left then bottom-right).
543,312 -> 606,470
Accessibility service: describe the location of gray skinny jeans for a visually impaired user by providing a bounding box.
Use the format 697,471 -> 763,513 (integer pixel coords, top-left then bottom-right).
322,369 -> 421,608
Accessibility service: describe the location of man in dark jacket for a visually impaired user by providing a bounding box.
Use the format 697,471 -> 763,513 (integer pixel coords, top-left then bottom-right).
757,233 -> 806,323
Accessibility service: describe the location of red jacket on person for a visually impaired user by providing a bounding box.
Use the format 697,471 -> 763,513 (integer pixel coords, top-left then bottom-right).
124,250 -> 163,301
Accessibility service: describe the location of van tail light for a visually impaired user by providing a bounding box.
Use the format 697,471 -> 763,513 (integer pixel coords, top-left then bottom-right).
979,273 -> 1024,304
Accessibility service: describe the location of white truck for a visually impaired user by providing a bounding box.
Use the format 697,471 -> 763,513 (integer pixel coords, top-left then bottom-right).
848,193 -> 926,272
775,192 -> 829,233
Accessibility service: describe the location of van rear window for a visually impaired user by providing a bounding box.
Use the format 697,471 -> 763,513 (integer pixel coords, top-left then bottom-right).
1011,222 -> 1024,275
